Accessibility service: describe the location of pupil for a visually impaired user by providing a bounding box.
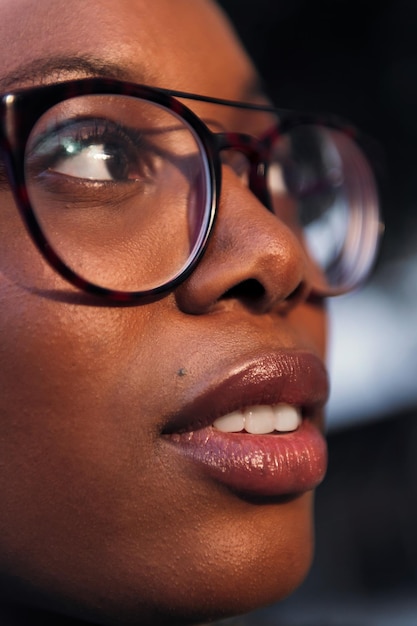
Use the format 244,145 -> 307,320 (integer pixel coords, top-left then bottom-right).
103,143 -> 130,180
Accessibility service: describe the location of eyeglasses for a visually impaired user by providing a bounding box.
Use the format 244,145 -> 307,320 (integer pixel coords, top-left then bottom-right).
0,77 -> 382,302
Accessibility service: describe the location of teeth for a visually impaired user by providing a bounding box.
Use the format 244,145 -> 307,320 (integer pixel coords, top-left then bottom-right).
213,404 -> 302,434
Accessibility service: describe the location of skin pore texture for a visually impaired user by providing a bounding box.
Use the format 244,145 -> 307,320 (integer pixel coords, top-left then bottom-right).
0,1 -> 328,625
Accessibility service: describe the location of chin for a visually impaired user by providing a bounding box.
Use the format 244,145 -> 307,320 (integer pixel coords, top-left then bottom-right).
97,493 -> 316,626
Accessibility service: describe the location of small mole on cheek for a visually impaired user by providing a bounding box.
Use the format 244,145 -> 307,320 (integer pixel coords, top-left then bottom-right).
177,368 -> 187,377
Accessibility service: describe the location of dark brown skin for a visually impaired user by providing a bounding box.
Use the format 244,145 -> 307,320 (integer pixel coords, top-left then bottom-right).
0,1 -> 327,624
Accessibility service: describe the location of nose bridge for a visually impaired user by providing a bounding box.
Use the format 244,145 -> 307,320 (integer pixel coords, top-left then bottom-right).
214,131 -> 273,211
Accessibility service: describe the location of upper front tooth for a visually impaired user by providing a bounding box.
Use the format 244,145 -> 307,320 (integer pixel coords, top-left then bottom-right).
213,411 -> 245,432
244,405 -> 275,434
274,404 -> 302,432
213,403 -> 302,434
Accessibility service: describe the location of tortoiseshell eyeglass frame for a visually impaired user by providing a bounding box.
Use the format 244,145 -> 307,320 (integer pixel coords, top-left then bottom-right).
0,77 -> 381,303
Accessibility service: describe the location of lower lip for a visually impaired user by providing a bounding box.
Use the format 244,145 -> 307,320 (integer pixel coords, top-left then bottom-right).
166,420 -> 327,497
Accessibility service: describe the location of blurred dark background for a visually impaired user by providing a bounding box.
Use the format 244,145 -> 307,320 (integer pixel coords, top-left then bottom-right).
218,1 -> 417,624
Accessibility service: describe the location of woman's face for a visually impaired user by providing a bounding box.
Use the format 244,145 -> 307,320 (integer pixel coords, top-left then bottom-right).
0,1 -> 328,624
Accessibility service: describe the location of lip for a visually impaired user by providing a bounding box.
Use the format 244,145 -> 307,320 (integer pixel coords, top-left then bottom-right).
163,350 -> 329,497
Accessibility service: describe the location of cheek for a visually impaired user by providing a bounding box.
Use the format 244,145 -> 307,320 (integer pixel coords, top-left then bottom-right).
0,284 -> 135,524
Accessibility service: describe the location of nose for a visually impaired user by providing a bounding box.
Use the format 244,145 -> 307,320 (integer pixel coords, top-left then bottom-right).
174,166 -> 311,315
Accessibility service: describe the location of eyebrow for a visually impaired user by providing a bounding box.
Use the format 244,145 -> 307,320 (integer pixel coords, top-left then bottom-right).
0,55 -> 136,92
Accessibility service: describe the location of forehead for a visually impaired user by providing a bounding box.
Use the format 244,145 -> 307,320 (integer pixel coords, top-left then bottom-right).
0,0 -> 257,100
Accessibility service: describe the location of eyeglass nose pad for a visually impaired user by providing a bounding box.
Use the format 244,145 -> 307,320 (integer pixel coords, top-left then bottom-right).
217,137 -> 273,213
248,160 -> 274,212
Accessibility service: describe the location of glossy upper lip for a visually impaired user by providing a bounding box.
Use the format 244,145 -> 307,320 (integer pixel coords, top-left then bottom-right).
163,350 -> 329,435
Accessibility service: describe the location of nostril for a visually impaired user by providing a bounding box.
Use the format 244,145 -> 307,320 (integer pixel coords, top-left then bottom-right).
223,278 -> 266,304
222,277 -> 307,314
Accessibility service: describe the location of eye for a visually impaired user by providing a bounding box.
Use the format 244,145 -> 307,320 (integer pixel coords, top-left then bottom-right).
27,118 -> 156,183
53,141 -> 130,181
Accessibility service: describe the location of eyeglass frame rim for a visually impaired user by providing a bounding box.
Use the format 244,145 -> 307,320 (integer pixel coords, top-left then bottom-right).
0,76 -> 381,304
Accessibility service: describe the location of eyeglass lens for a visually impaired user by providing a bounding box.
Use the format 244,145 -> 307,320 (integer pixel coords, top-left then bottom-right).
268,125 -> 379,293
24,95 -> 212,292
